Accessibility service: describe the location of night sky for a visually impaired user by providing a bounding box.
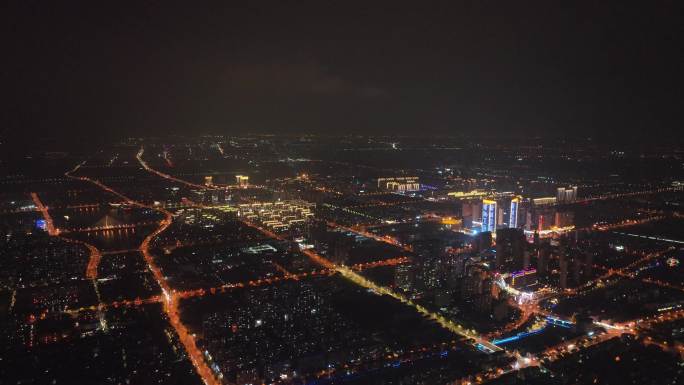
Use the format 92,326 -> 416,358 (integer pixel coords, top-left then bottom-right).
3,1 -> 683,142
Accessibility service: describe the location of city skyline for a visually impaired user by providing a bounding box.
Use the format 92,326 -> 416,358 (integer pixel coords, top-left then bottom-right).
1,136 -> 683,384
2,2 -> 683,384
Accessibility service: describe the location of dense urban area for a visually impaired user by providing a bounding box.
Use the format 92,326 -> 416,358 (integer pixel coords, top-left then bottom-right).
1,136 -> 683,384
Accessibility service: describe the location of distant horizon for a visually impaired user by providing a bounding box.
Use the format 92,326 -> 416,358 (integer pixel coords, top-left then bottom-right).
5,1 -> 683,143
4,130 -> 683,148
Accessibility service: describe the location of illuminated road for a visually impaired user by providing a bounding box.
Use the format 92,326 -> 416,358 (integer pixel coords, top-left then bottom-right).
540,247 -> 673,301
572,186 -> 682,205
137,147 -> 209,190
347,198 -> 423,209
495,248 -> 673,340
613,230 -> 684,245
486,297 -> 538,340
271,261 -> 299,280
244,220 -> 502,353
486,247 -> 681,377
81,242 -> 102,280
327,221 -> 414,252
59,221 -> 158,234
63,257 -> 398,315
451,307 -> 684,384
65,203 -> 101,210
62,269 -> 337,315
65,161 -> 221,385
591,215 -> 665,232
178,269 -> 336,300
30,192 -> 60,236
350,256 -> 410,271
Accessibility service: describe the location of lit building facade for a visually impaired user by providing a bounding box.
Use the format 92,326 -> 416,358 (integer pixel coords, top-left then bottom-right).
556,186 -> 578,203
482,199 -> 497,232
509,197 -> 519,228
386,181 -> 420,192
236,175 -> 249,187
377,177 -> 420,192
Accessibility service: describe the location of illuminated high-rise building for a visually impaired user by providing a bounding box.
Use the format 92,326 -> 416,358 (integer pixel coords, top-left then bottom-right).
556,186 -> 578,203
509,197 -> 519,228
556,187 -> 565,203
481,199 -> 497,232
235,175 -> 249,187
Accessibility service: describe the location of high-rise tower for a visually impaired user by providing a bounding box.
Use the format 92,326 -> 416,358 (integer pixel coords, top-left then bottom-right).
482,199 -> 497,232
509,197 -> 519,228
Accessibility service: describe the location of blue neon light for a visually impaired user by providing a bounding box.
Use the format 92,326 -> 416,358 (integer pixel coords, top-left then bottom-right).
492,327 -> 546,345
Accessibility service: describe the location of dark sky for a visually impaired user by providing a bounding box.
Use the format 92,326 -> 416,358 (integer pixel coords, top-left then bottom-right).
3,1 -> 683,141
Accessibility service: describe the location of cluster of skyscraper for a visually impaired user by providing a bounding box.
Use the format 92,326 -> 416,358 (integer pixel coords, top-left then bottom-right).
481,196 -> 519,233
475,186 -> 578,234
556,186 -> 578,203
